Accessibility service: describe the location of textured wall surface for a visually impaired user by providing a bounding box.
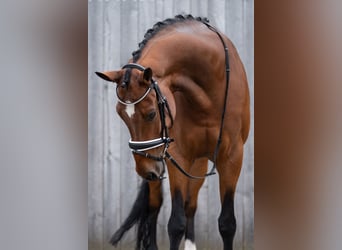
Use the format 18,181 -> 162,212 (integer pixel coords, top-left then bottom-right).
88,0 -> 254,249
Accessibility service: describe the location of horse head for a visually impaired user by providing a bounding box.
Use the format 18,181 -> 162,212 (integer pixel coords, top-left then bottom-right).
96,64 -> 174,181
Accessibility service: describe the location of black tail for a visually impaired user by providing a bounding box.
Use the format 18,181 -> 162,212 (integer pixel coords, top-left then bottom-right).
109,180 -> 151,248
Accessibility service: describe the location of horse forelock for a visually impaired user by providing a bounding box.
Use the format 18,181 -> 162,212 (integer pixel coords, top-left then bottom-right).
132,14 -> 210,62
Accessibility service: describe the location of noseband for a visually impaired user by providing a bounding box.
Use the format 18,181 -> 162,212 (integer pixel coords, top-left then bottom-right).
119,22 -> 230,180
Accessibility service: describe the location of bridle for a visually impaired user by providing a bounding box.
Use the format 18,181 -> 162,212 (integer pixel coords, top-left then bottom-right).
118,22 -> 230,180
119,63 -> 174,166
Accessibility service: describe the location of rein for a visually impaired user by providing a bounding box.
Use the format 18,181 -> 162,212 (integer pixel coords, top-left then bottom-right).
120,22 -> 230,180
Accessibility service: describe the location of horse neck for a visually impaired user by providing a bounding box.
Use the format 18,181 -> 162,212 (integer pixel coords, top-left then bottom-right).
139,32 -> 223,85
142,33 -> 222,106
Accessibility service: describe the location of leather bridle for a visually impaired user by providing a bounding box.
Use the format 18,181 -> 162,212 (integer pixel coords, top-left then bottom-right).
119,63 -> 174,170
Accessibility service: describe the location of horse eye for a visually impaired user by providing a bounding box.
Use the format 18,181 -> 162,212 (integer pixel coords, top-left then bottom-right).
120,82 -> 127,88
145,111 -> 156,121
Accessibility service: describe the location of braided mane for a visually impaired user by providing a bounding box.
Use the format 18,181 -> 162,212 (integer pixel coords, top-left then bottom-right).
132,14 -> 210,62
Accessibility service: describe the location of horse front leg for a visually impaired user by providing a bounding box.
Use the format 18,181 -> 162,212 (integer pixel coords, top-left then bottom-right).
218,190 -> 236,250
184,158 -> 207,250
216,140 -> 244,250
168,188 -> 186,250
167,157 -> 190,250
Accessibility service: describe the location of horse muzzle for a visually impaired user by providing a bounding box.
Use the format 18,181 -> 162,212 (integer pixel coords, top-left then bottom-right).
145,170 -> 165,181
136,160 -> 166,182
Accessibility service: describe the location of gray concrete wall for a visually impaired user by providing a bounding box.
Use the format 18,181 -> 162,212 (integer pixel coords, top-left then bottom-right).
88,0 -> 254,249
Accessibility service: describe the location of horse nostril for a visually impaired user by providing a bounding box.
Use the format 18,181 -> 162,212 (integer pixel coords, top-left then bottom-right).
146,171 -> 159,181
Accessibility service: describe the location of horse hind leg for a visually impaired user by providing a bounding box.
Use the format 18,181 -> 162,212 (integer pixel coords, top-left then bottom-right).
217,140 -> 244,250
109,180 -> 162,250
140,181 -> 163,250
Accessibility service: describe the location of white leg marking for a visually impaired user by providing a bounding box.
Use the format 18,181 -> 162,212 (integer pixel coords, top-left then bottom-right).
184,239 -> 196,250
125,104 -> 135,118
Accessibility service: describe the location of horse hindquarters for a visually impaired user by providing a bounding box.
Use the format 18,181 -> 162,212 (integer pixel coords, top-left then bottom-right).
109,180 -> 162,250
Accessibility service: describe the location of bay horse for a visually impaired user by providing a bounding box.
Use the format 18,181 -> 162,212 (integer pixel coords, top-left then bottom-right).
96,14 -> 250,250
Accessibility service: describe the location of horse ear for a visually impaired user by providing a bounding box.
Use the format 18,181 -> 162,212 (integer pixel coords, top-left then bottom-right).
95,71 -> 122,83
143,67 -> 153,82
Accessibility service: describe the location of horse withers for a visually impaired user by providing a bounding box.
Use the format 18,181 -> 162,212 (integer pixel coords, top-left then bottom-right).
96,14 -> 250,250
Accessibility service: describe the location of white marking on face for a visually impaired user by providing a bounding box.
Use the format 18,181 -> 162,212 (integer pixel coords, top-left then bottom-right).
125,104 -> 135,118
184,239 -> 196,250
